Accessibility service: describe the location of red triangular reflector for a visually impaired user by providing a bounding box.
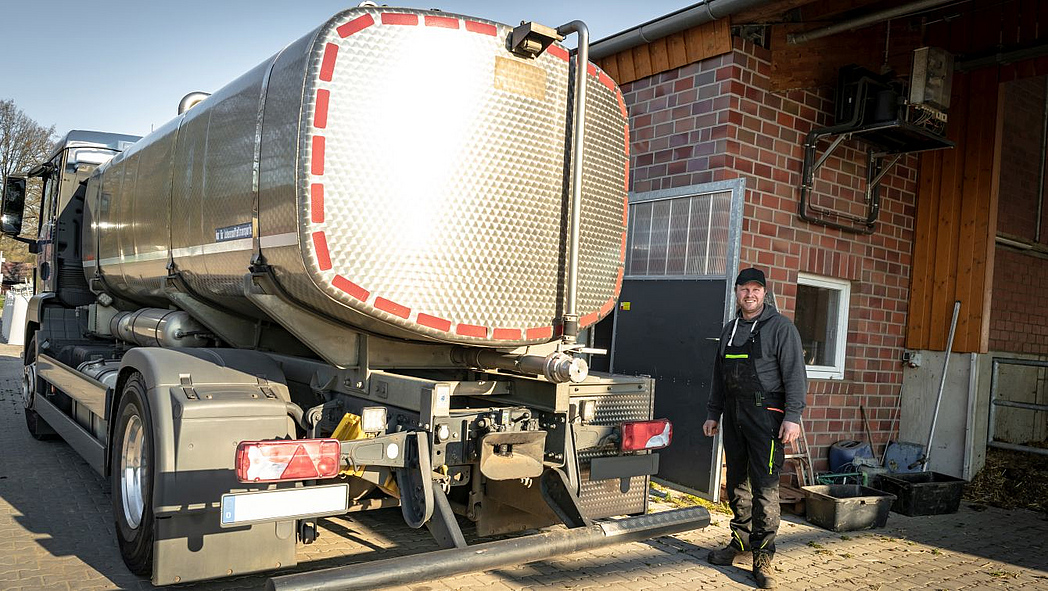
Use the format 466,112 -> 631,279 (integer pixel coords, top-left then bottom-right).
281,444 -> 320,479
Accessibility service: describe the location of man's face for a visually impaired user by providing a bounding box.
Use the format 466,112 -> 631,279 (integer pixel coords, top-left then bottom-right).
735,281 -> 765,317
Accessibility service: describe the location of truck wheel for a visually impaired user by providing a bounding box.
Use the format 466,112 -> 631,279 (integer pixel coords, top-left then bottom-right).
22,337 -> 56,440
111,373 -> 155,576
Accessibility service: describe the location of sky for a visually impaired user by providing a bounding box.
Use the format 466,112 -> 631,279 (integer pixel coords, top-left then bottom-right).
0,1 -> 695,138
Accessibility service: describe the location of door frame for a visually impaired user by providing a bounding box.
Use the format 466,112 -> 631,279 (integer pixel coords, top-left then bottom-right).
609,177 -> 745,501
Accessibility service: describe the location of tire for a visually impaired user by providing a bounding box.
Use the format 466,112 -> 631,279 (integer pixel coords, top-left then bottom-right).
22,337 -> 56,440
111,373 -> 155,576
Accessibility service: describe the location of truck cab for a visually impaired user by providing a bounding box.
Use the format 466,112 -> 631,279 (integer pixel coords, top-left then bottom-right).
2,130 -> 139,296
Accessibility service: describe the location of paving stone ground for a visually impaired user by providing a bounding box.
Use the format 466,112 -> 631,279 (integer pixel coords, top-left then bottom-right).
1,342 -> 1046,590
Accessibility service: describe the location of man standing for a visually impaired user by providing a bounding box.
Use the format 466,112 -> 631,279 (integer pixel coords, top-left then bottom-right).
704,267 -> 807,589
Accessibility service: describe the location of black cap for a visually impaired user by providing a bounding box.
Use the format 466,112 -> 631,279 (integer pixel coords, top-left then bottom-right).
735,267 -> 766,287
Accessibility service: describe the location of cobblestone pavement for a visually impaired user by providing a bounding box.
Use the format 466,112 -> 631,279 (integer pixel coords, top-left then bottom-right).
1,342 -> 1046,590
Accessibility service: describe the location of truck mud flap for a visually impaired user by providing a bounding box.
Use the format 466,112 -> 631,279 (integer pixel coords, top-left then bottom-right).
266,506 -> 710,591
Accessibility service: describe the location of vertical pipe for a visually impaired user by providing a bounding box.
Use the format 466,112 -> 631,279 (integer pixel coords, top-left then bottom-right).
558,20 -> 589,344
921,300 -> 961,470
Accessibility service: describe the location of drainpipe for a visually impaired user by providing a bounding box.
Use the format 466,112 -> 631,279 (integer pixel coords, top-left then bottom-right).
589,0 -> 772,60
787,0 -> 962,45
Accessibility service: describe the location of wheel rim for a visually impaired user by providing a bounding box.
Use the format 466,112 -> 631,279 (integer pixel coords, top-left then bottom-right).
21,363 -> 36,409
120,414 -> 148,529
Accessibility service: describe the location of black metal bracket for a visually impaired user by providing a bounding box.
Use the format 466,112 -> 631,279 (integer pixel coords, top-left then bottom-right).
797,74 -> 954,234
539,467 -> 591,529
425,482 -> 467,549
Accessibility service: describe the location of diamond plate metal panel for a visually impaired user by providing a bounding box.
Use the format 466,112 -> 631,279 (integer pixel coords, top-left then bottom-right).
573,387 -> 654,518
288,7 -> 628,345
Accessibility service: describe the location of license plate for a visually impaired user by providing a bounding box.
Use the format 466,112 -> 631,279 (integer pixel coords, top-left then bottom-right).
220,483 -> 349,527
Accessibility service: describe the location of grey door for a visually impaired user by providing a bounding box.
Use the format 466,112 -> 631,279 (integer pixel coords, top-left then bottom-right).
607,180 -> 743,500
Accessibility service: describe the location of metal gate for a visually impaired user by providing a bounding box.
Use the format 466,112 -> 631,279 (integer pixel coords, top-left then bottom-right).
604,180 -> 744,500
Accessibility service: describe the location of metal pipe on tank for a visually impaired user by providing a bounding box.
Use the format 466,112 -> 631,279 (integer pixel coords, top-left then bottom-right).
451,348 -> 588,383
110,309 -> 211,348
558,20 -> 590,345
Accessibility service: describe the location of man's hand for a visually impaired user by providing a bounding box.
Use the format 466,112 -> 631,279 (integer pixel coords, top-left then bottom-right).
703,419 -> 719,437
779,420 -> 801,445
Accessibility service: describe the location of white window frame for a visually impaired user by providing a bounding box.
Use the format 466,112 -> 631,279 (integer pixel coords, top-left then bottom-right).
797,273 -> 851,380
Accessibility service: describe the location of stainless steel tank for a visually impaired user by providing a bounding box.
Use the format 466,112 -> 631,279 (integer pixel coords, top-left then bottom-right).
83,6 -> 629,347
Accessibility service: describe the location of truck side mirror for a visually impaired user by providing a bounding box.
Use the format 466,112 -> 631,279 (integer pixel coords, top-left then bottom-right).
2,175 -> 27,236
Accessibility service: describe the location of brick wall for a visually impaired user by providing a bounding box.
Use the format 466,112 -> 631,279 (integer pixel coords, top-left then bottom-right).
622,38 -> 918,471
990,76 -> 1048,355
998,77 -> 1045,242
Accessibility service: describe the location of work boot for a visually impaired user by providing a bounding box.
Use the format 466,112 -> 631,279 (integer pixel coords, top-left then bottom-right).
707,543 -> 746,565
753,550 -> 777,589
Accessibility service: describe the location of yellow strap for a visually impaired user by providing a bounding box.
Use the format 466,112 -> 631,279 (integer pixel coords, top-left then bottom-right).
732,529 -> 746,550
768,440 -> 775,475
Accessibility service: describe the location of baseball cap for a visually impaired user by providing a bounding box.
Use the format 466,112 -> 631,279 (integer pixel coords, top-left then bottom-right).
735,267 -> 766,287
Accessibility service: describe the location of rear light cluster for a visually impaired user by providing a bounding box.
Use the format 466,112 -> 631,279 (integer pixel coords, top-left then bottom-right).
236,439 -> 341,483
620,419 -> 673,451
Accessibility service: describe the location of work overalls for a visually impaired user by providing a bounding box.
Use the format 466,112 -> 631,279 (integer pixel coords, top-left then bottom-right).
719,317 -> 785,557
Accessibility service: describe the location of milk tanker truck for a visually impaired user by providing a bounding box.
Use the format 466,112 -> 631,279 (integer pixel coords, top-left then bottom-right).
1,4 -> 709,588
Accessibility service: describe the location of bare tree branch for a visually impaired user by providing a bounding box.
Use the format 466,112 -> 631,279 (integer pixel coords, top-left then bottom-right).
0,99 -> 56,264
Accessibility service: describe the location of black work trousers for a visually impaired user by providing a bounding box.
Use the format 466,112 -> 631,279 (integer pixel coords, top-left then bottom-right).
722,396 -> 785,556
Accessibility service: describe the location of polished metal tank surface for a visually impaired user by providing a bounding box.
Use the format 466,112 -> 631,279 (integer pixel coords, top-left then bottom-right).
84,7 -> 629,347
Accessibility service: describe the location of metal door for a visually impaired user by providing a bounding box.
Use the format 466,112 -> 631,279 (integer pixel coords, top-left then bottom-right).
608,180 -> 743,500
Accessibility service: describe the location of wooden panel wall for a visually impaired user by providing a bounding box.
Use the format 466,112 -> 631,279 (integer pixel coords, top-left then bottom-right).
907,70 -> 1001,353
596,18 -> 731,85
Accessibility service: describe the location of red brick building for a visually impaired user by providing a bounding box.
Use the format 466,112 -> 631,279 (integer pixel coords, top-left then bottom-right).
590,0 -> 1048,495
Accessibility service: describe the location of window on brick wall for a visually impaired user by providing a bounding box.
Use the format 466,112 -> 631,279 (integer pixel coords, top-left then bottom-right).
796,273 -> 851,380
625,191 -> 732,277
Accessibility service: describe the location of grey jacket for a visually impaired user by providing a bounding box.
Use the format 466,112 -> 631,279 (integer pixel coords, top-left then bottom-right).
707,300 -> 807,424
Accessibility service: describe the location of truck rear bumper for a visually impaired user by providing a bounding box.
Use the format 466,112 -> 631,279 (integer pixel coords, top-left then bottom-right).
266,506 -> 710,591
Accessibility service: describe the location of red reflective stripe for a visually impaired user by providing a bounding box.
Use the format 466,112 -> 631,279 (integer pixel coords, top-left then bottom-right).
310,183 -> 324,224
465,20 -> 496,36
767,407 -> 784,413
614,267 -> 624,294
319,43 -> 338,81
337,14 -> 374,37
526,326 -> 553,341
598,71 -> 615,92
375,297 -> 410,319
456,323 -> 487,338
333,275 -> 369,301
587,63 -> 598,77
314,89 -> 330,129
417,313 -> 451,332
425,15 -> 459,28
493,328 -> 521,340
580,311 -> 598,327
547,45 -> 569,62
600,298 -> 615,316
311,136 -> 325,175
620,231 -> 627,259
382,13 -> 418,26
312,232 -> 331,271
617,90 -> 628,119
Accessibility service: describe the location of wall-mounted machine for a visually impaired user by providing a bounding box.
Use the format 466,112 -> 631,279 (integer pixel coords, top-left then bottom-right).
798,47 -> 956,234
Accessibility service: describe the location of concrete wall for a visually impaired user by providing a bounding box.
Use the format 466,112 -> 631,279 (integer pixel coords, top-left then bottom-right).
901,350 -> 1048,481
900,352 -> 978,479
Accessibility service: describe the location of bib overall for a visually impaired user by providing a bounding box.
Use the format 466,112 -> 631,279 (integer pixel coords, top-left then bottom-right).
719,318 -> 785,556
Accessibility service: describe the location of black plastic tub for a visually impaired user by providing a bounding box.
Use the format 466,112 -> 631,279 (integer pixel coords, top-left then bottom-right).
802,484 -> 896,532
874,472 -> 966,516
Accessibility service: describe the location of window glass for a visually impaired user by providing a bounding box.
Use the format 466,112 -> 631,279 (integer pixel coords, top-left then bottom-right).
796,274 -> 850,379
626,190 -> 731,278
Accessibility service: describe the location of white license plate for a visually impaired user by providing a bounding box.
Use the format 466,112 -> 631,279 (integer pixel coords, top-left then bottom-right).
220,483 -> 349,527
